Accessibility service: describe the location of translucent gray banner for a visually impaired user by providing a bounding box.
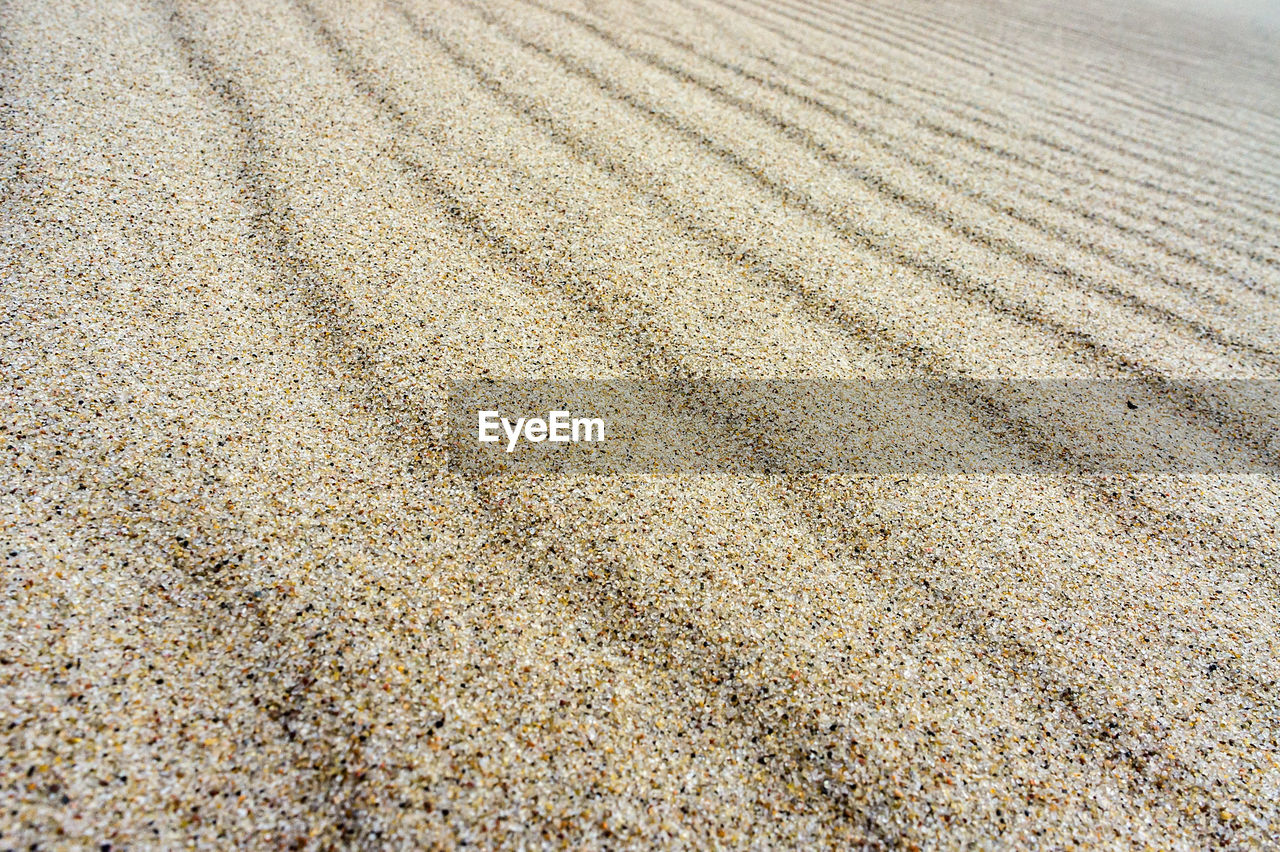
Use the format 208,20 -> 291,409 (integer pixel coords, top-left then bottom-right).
446,379 -> 1280,476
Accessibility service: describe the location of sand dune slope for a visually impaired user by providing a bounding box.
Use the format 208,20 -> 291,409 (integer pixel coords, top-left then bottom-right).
2,0 -> 1279,847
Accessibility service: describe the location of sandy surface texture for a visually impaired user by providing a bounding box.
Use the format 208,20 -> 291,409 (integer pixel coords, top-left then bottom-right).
3,0 -> 1279,847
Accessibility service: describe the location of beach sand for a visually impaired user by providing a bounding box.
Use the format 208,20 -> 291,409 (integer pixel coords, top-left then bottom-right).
2,0 -> 1279,846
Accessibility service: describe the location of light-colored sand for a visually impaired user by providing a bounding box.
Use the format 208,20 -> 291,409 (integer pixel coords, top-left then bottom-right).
2,0 -> 1279,846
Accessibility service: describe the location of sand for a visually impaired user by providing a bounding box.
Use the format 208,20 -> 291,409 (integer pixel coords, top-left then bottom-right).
2,0 -> 1279,847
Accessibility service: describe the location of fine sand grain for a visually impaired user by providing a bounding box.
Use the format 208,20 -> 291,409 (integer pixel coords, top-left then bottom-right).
2,0 -> 1279,847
